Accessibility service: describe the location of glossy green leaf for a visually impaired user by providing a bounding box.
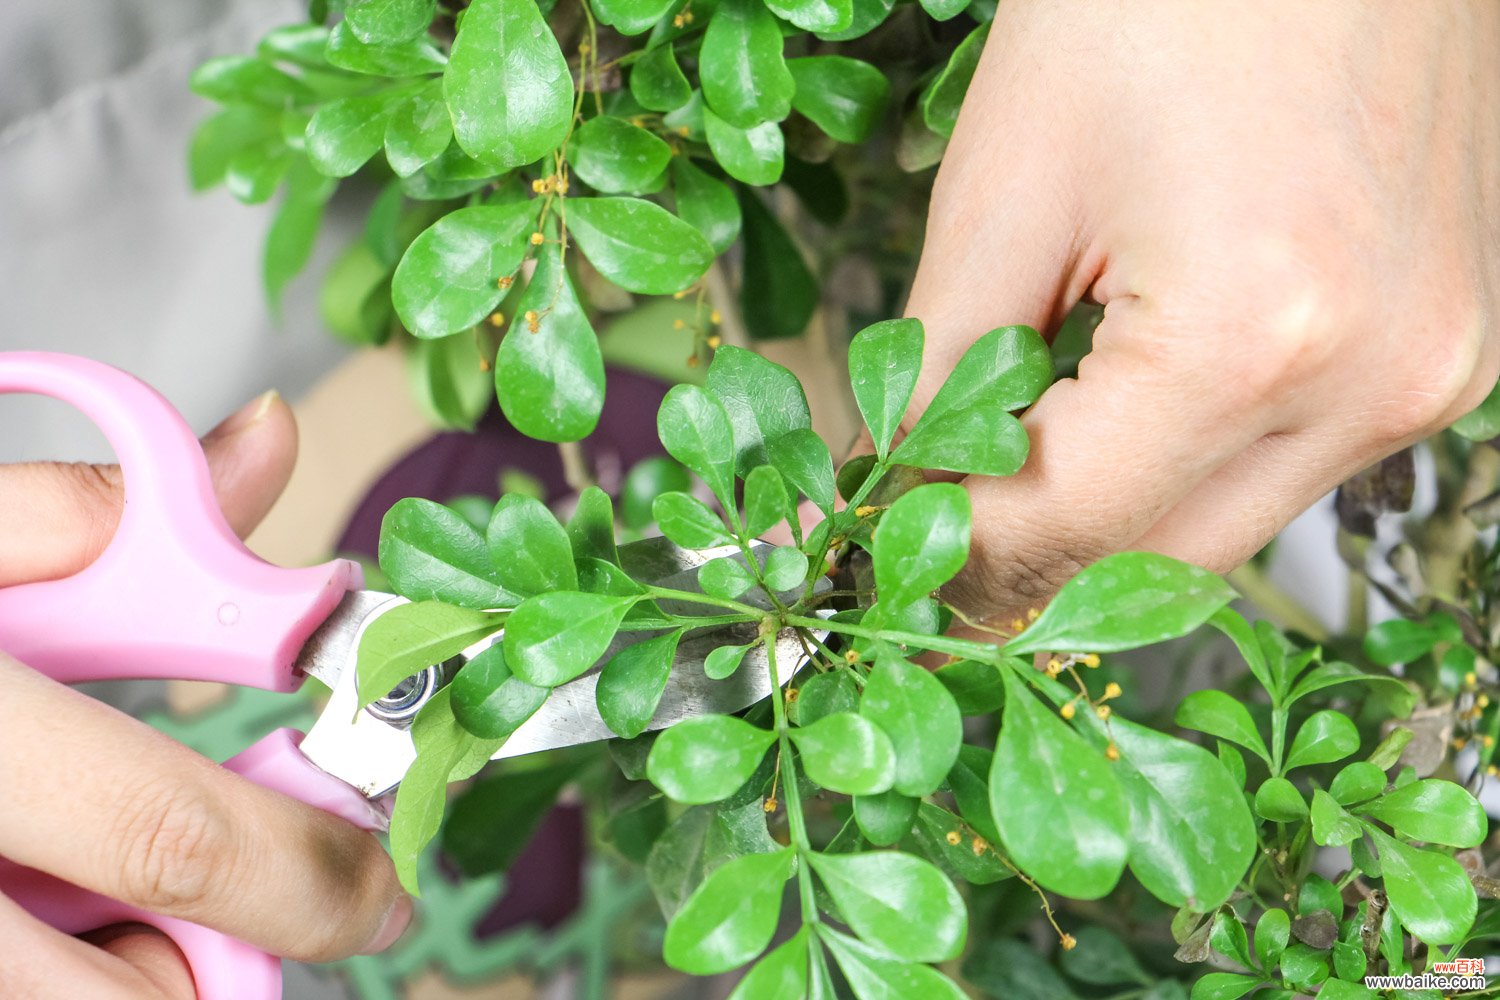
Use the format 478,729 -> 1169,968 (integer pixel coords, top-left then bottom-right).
921,24 -> 989,138
1452,379 -> 1500,440
1360,779 -> 1486,848
654,491 -> 734,548
663,846 -> 794,974
306,91 -> 402,177
792,670 -> 860,726
379,497 -> 520,608
861,652 -> 962,796
385,83 -> 451,176
738,188 -> 816,339
263,160 -> 334,313
1189,974 -> 1261,1000
450,641 -> 548,739
946,745 -> 999,844
390,691 -> 483,892
815,0 -> 894,41
566,197 -> 713,294
224,141 -> 292,205
910,802 -> 1010,884
1253,908 -> 1290,970
1077,712 -> 1255,909
744,466 -> 793,538
405,323 -> 493,429
444,0 -> 573,168
1254,777 -> 1308,822
935,660 -> 1004,715
763,546 -> 808,591
704,642 -> 752,680
705,346 -> 813,475
621,456 -> 694,530
672,157 -> 741,253
495,241 -> 606,442
809,851 -> 966,962
769,428 -> 836,514
347,0 -> 435,43
1210,910 -> 1253,968
855,789 -> 919,846
1363,618 -> 1442,665
699,0 -> 794,128
326,21 -> 446,75
1369,828 -> 1476,944
1331,761 -> 1387,805
787,57 -> 890,144
356,600 -> 503,707
1309,789 -> 1362,846
190,56 -> 312,106
485,494 -> 576,596
658,384 -> 738,502
820,926 -> 968,1000
1286,659 -> 1411,706
1286,710 -> 1360,770
632,44 -> 693,111
917,0 -> 967,20
188,105 -> 281,191
392,201 -> 533,339
726,927 -> 809,1000
848,318 -> 923,459
992,669 -> 1128,898
1008,552 -> 1237,656
871,483 -> 971,611
790,712 -> 896,795
503,591 -> 636,685
568,116 -> 673,194
647,800 -> 783,916
592,0 -> 676,34
1174,690 -> 1270,764
764,0 -> 852,33
567,486 -> 620,565
648,714 -> 776,803
705,110 -> 784,185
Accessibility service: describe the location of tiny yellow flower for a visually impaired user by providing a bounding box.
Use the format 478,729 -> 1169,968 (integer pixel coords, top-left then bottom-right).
529,232 -> 545,246
497,275 -> 514,289
945,830 -> 961,846
1026,607 -> 1040,621
1081,653 -> 1101,668
706,334 -> 722,349
1103,682 -> 1122,700
844,648 -> 861,665
763,796 -> 777,813
487,312 -> 505,327
970,836 -> 988,856
785,687 -> 799,703
1060,701 -> 1077,721
1045,658 -> 1063,678
672,319 -> 686,330
1060,934 -> 1077,951
1105,742 -> 1120,761
1096,705 -> 1112,720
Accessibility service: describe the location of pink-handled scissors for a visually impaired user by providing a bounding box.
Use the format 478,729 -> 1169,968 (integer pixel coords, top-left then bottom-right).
0,352 -> 826,999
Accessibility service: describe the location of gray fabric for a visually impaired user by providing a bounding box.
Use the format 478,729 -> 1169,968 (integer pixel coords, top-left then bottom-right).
0,0 -> 353,463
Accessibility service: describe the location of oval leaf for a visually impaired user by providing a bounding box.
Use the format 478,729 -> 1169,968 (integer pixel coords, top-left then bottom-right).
647,714 -> 777,803
790,712 -> 896,795
503,591 -> 636,686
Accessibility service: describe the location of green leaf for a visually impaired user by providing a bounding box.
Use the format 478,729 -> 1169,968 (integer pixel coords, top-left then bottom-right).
917,0 -> 967,20
787,57 -> 890,144
705,111 -> 784,185
861,652 -> 962,796
727,927 -> 809,1000
379,498 -> 520,607
442,758 -> 584,876
910,802 -> 1010,885
816,0 -> 894,41
389,692 -> 478,892
820,926 -> 968,1000
392,201 -> 533,339
1077,712 -> 1255,910
920,24 -> 989,138
1331,761 -> 1388,805
592,0 -> 676,34
699,0 -> 794,128
672,157 -> 741,253
792,670 -> 860,727
495,241 -> 606,442
790,712 -> 896,795
872,483 -> 971,611
1316,982 -> 1377,1000
808,851 -> 966,962
190,56 -> 312,106
485,494 -> 576,596
263,161 -> 334,313
738,188 -> 816,339
935,660 -> 1004,715
356,601 -> 503,707
663,846 -> 794,974
632,43 -> 693,110
648,714 -> 776,803
647,800 -> 783,916
1189,974 -> 1261,1000
1359,779 -> 1487,847
406,327 -> 493,429
1254,908 -> 1291,969
1057,926 -> 1151,986
1210,910 -> 1254,968
1009,553 -> 1237,656
568,116 -> 673,194
1309,789 -> 1362,846
449,641 -> 548,739
224,141 -> 292,205
1285,710 -> 1360,770
764,0 -> 852,33
855,790 -> 919,846
621,456 -> 693,530
1363,618 -> 1442,665
1452,379 -> 1500,440
1254,777 -> 1308,822
763,546 -> 808,591
848,318 -> 923,459
947,745 -> 1000,843
444,0 -> 573,169
385,82 -> 452,177
704,642 -> 753,680
1369,827 -> 1476,944
347,0 -> 435,43
769,428 -> 836,514
705,346 -> 813,475
1174,690 -> 1271,764
744,466 -> 793,538
566,196 -> 714,294
1368,727 -> 1415,769
654,491 -> 734,548
306,91 -> 402,177
567,486 -> 620,565
503,591 -> 636,686
326,21 -> 446,75
658,383 -> 738,502
992,669 -> 1128,898
189,106 -> 281,191
1286,659 -> 1411,706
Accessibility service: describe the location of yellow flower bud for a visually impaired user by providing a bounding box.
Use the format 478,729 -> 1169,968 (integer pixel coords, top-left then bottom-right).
1105,743 -> 1120,761
1096,705 -> 1112,720
945,830 -> 961,846
1060,701 -> 1076,720
1060,933 -> 1077,951
1103,682 -> 1122,700
487,312 -> 505,327
1081,653 -> 1101,668
529,232 -> 545,246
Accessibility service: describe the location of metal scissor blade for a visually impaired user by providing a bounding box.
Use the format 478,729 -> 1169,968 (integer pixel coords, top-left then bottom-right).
299,536 -> 832,800
294,589 -> 402,690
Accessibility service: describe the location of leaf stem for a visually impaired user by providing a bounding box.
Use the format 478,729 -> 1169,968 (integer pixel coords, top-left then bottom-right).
767,639 -> 820,924
783,613 -> 1004,664
641,584 -> 767,618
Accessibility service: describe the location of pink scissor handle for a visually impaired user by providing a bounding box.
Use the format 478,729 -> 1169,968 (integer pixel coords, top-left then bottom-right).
0,731 -> 386,1000
0,353 -> 383,999
0,352 -> 356,690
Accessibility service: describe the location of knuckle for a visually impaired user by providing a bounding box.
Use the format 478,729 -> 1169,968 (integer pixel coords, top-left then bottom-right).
60,462 -> 123,565
113,779 -> 234,915
1377,300 -> 1490,440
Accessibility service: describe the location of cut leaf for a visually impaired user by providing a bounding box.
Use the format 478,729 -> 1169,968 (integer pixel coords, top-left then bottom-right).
356,601 -> 503,707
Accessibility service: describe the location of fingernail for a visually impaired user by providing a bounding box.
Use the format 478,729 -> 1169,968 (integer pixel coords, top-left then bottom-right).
364,895 -> 413,954
207,390 -> 279,440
